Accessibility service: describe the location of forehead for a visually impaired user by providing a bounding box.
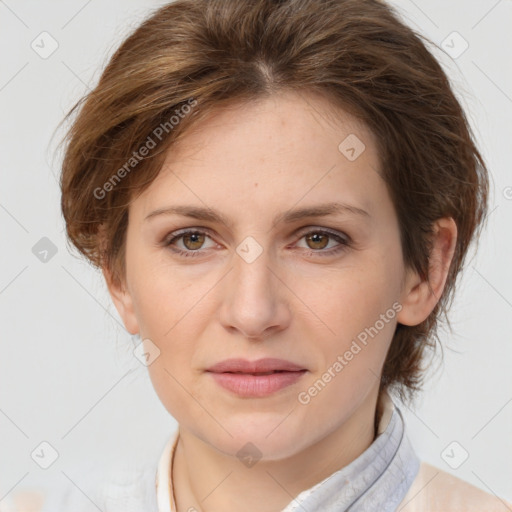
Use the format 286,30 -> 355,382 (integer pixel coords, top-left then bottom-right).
168,90 -> 377,162
133,90 -> 384,222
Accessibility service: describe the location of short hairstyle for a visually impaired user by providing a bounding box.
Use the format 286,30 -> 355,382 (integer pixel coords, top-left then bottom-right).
58,0 -> 489,404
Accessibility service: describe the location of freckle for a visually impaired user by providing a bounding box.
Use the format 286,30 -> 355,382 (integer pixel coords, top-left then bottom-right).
254,182 -> 258,187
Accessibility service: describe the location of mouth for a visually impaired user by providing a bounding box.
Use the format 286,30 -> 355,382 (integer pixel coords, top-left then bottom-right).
221,370 -> 292,376
206,357 -> 307,374
206,362 -> 307,397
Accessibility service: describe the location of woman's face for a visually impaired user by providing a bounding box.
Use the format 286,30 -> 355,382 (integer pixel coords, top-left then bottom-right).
109,90 -> 416,460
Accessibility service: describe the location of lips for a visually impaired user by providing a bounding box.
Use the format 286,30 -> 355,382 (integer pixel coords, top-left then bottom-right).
206,357 -> 306,374
206,358 -> 307,397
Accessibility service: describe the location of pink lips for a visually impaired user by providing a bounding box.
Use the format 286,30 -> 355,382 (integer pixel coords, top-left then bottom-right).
206,358 -> 307,397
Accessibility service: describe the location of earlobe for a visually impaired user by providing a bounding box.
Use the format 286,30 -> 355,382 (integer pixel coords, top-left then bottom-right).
102,266 -> 140,335
397,217 -> 457,326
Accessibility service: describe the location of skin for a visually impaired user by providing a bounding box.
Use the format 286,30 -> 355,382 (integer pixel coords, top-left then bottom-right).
104,90 -> 457,512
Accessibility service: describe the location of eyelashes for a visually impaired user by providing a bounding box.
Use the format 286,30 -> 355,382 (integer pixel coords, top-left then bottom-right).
162,227 -> 352,259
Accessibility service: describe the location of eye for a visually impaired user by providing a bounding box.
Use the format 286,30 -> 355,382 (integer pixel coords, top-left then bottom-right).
294,228 -> 351,257
163,227 -> 351,259
164,229 -> 216,258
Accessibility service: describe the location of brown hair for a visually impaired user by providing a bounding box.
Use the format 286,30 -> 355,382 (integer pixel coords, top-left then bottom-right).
57,0 -> 489,405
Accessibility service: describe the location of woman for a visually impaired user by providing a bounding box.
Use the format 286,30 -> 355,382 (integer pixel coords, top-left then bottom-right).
8,0 -> 510,510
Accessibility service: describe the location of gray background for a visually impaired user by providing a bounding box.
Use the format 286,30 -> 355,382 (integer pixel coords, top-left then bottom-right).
1,0 -> 511,505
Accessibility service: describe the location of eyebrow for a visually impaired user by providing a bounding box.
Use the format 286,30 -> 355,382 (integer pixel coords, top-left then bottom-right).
144,202 -> 370,229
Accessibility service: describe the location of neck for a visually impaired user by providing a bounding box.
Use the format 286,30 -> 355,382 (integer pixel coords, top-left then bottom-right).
172,389 -> 379,512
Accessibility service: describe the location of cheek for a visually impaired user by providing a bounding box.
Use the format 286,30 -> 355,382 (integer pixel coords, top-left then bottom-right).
145,359 -> 198,426
127,261 -> 207,367
307,266 -> 397,326
127,256 -> 199,337
302,265 -> 399,365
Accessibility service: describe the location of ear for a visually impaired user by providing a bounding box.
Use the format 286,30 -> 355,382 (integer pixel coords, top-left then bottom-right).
396,217 -> 457,326
102,266 -> 140,335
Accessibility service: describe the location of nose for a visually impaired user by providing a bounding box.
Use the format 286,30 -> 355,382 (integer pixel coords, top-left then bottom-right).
218,248 -> 292,341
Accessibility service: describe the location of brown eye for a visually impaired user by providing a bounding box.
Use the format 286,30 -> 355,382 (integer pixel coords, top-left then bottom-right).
305,232 -> 330,250
181,232 -> 206,250
164,228 -> 218,259
295,229 -> 351,257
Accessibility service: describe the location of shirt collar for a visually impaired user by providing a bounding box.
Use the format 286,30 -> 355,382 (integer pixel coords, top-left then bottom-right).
155,390 -> 419,512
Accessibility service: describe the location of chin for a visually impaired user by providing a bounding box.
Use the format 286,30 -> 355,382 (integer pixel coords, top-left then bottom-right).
202,417 -> 308,462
